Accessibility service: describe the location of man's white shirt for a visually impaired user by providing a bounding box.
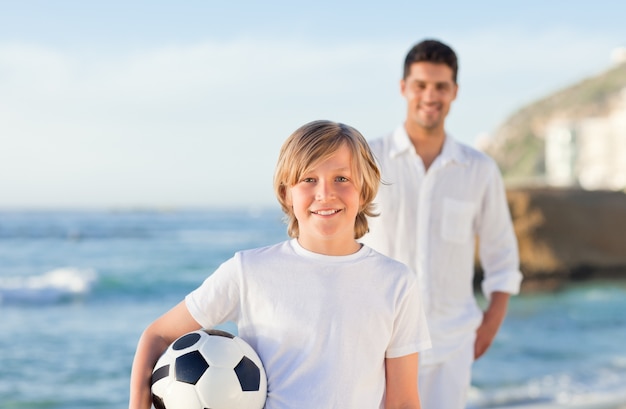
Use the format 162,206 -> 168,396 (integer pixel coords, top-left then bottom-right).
361,125 -> 522,365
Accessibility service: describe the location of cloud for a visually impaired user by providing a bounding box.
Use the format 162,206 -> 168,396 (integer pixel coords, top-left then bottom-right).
444,26 -> 618,137
0,39 -> 403,208
0,28 -> 621,208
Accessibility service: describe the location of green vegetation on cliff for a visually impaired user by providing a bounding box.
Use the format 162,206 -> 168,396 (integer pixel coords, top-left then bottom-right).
484,61 -> 626,182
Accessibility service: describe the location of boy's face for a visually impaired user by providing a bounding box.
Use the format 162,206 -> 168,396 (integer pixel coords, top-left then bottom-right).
286,143 -> 362,255
401,61 -> 458,133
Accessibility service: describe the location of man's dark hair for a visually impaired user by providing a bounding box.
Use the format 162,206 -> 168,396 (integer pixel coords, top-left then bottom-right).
403,39 -> 458,83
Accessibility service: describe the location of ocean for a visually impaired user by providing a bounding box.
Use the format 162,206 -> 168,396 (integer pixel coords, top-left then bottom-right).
1,210 -> 625,409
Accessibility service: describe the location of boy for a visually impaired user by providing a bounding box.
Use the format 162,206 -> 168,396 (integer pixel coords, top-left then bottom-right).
129,120 -> 431,409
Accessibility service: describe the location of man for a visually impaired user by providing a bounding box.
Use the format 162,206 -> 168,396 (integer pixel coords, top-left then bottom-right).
361,39 -> 522,409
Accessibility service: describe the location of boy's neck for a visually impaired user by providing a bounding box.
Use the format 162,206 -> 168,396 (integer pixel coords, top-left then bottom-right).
296,237 -> 362,256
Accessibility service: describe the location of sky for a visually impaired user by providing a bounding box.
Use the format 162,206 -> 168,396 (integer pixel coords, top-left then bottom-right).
1,0 -> 625,209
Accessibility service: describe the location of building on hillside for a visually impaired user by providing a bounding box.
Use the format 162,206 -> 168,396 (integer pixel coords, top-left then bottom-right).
611,46 -> 626,65
544,87 -> 626,191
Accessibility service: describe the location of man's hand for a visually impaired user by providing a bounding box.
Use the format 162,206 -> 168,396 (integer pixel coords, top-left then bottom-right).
475,291 -> 510,360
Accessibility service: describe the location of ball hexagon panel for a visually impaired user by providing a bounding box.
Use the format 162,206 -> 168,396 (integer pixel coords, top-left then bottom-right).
196,367 -> 244,408
198,335 -> 244,368
162,380 -> 203,409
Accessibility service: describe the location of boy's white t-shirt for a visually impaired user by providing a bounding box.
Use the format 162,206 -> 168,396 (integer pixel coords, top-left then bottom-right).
186,239 -> 431,409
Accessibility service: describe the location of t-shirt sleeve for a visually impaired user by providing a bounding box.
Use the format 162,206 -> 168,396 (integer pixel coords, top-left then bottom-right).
385,272 -> 432,358
185,255 -> 241,328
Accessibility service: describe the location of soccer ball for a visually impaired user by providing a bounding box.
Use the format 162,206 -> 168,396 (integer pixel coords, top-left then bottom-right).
151,329 -> 267,409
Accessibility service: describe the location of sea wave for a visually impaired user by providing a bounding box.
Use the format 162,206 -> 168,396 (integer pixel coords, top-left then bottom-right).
0,267 -> 98,305
469,370 -> 626,409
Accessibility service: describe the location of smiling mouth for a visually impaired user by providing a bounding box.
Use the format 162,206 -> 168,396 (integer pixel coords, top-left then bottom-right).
420,105 -> 440,115
311,209 -> 341,216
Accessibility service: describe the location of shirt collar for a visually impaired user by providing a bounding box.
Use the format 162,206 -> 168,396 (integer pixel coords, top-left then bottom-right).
389,125 -> 469,166
389,125 -> 414,157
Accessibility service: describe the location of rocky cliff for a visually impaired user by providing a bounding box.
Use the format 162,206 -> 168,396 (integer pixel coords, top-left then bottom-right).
486,187 -> 626,291
474,57 -> 626,291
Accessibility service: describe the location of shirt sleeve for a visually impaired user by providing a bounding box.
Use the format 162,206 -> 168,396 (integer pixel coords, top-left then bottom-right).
386,272 -> 432,358
477,164 -> 523,299
185,255 -> 241,328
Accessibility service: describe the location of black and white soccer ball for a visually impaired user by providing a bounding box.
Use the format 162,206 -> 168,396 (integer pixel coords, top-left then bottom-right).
151,329 -> 267,409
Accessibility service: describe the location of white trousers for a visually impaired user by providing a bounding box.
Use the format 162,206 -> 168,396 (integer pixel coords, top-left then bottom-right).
418,340 -> 475,409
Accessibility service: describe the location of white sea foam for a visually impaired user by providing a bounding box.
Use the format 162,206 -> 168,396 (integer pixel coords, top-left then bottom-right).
0,267 -> 98,304
469,374 -> 626,409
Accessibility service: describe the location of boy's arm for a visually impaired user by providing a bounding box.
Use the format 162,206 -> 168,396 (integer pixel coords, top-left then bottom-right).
384,353 -> 421,409
129,300 -> 201,409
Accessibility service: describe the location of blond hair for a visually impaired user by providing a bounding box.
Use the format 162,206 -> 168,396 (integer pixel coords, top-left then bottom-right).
273,120 -> 380,239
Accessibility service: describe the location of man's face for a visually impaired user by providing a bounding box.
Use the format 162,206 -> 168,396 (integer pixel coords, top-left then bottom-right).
401,62 -> 458,133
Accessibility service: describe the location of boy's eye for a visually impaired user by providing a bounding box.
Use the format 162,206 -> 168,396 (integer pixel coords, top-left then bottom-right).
336,176 -> 349,182
302,177 -> 316,183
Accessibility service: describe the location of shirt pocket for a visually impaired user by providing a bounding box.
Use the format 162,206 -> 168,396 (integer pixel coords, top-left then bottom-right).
440,198 -> 475,244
